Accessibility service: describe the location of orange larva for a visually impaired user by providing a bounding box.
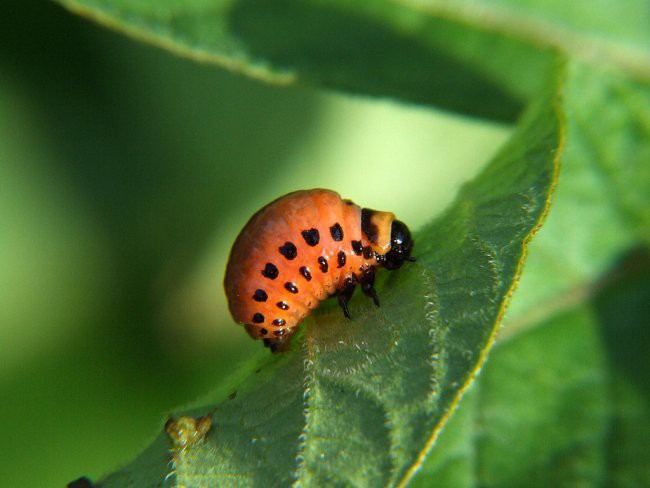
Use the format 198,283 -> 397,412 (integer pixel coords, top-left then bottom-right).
224,189 -> 414,351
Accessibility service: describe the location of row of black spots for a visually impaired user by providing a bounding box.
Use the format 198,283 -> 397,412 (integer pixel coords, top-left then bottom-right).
302,223 -> 344,247
257,269 -> 304,304
253,276 -> 288,308
272,221 -> 346,277
253,289 -> 293,307
253,289 -> 291,309
258,327 -> 286,337
264,259 -> 324,283
253,315 -> 287,328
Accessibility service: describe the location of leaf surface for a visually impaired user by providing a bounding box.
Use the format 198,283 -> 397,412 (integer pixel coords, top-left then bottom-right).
53,0 -> 521,119
97,64 -> 563,488
411,61 -> 650,488
401,0 -> 650,82
55,0 -> 650,121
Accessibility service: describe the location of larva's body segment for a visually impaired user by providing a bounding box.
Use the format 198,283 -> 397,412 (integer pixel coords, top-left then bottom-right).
224,189 -> 413,351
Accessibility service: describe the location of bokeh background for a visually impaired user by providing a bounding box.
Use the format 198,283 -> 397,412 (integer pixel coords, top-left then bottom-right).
1,1 -> 510,485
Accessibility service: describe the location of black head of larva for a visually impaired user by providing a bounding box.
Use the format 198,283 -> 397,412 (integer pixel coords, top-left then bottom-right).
383,220 -> 414,270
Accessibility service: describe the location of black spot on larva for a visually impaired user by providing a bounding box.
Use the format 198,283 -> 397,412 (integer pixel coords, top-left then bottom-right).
351,240 -> 363,255
273,329 -> 286,337
252,313 -> 265,323
337,250 -> 346,268
253,289 -> 268,302
318,256 -> 329,273
330,223 -> 344,241
273,318 -> 286,326
363,246 -> 374,259
260,328 -> 268,336
343,199 -> 354,206
228,391 -> 237,400
279,242 -> 298,260
299,266 -> 312,281
277,301 -> 289,310
285,282 -> 299,294
262,263 -> 279,279
301,228 -> 320,246
361,208 -> 379,243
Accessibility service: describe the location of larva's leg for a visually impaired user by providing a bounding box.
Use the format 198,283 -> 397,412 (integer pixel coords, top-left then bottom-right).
338,276 -> 357,319
361,267 -> 380,307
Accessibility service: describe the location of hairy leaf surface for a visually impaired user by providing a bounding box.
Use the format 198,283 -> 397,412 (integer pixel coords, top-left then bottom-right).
411,61 -> 650,488
98,65 -> 563,488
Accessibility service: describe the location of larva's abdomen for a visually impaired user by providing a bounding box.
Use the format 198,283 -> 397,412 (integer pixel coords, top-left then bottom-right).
224,189 -> 373,345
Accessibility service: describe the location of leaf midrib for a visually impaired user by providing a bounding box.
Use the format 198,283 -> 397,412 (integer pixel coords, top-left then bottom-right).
291,336 -> 315,486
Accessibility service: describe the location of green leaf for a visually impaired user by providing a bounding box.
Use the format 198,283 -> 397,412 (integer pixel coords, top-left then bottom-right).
401,0 -> 650,83
55,0 -> 650,122
505,61 -> 650,324
54,0 -> 523,120
411,62 -> 650,487
97,63 -> 563,487
412,253 -> 650,487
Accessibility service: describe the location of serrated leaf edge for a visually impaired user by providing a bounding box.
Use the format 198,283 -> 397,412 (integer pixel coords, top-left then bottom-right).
396,65 -> 567,487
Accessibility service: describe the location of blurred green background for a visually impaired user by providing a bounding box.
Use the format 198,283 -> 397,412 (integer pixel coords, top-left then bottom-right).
0,0 -> 510,485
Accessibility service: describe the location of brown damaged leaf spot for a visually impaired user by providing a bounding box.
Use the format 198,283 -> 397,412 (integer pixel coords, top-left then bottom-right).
165,415 -> 213,451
